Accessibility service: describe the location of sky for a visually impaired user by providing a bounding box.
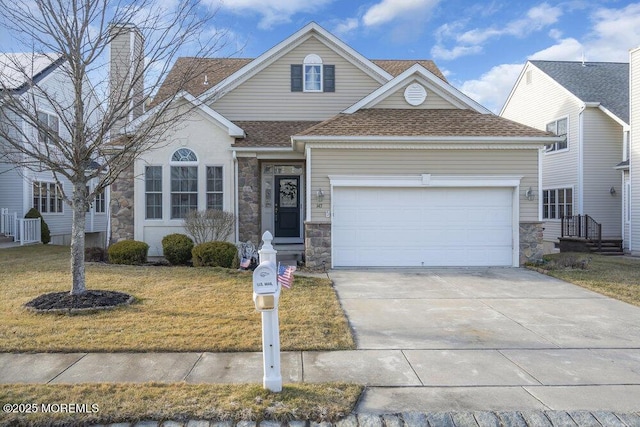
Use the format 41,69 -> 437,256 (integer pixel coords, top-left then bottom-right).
210,0 -> 640,113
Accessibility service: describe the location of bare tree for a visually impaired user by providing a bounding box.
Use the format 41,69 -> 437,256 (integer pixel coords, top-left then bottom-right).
0,0 -> 231,295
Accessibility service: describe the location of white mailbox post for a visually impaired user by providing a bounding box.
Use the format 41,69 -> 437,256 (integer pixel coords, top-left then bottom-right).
252,231 -> 282,392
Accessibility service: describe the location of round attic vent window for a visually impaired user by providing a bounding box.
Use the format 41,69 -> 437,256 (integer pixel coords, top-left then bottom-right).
404,83 -> 427,106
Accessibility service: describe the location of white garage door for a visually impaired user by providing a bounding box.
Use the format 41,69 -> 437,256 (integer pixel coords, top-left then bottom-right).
332,187 -> 514,267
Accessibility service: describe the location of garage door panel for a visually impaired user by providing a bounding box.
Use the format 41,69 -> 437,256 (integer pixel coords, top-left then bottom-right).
333,187 -> 514,267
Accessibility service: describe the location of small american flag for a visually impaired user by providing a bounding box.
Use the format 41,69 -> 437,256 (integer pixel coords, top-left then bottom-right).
278,264 -> 296,289
240,257 -> 251,268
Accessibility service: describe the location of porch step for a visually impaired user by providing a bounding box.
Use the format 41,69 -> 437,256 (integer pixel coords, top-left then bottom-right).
559,237 -> 624,256
0,234 -> 13,244
586,239 -> 624,256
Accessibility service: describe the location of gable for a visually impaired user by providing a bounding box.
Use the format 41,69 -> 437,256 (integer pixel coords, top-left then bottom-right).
371,78 -> 459,109
210,35 -> 384,121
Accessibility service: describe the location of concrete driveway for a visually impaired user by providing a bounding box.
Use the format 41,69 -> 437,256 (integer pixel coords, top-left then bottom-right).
328,267 -> 640,413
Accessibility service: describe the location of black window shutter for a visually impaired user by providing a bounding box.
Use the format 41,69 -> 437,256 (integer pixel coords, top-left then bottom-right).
291,64 -> 303,92
323,65 -> 335,92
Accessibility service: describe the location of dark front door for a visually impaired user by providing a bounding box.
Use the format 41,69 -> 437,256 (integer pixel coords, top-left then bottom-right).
274,176 -> 300,238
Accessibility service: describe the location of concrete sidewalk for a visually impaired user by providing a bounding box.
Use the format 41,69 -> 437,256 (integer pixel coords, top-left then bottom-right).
2,349 -> 640,414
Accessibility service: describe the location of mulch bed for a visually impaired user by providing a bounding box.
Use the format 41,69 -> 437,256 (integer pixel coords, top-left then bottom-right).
24,290 -> 135,314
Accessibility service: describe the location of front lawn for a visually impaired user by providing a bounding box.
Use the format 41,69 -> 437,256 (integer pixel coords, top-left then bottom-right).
0,245 -> 354,352
542,253 -> 640,307
0,383 -> 363,426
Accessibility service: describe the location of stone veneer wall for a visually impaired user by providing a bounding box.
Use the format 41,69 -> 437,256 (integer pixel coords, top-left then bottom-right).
109,162 -> 135,243
238,157 -> 260,244
305,222 -> 331,269
519,221 -> 544,265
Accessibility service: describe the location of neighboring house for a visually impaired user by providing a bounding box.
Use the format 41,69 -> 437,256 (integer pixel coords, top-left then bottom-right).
110,22 -> 558,267
630,48 -> 640,256
501,60 -> 628,252
0,54 -> 108,246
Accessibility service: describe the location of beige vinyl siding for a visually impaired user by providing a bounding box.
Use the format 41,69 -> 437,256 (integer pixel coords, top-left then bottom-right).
582,108 -> 623,238
631,48 -> 640,253
373,83 -> 457,109
624,171 -> 630,250
211,36 -> 382,121
309,148 -> 538,222
501,63 -> 582,242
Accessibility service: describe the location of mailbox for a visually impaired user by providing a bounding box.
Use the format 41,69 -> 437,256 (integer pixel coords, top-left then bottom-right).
252,261 -> 279,311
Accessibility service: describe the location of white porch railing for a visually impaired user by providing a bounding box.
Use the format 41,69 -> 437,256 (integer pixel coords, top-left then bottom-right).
1,208 -> 41,245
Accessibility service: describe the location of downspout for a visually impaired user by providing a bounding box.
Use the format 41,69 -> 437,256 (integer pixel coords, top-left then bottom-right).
233,150 -> 239,243
578,104 -> 587,214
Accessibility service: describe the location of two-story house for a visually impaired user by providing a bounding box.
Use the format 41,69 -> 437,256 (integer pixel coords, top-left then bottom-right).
629,48 -> 640,256
501,60 -> 627,253
0,54 -> 108,246
110,22 -> 559,268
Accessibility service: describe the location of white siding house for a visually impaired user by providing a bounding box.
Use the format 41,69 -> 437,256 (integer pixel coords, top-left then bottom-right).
501,61 -> 627,252
0,54 -> 107,246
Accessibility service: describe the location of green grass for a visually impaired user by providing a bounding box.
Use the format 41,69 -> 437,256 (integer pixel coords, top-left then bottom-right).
0,245 -> 354,352
542,252 -> 640,306
0,383 -> 363,426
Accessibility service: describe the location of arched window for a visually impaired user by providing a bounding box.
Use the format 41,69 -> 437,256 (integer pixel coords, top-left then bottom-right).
303,54 -> 323,92
170,148 -> 198,219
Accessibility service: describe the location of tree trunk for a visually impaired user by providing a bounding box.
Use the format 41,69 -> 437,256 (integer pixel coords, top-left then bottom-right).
70,182 -> 87,295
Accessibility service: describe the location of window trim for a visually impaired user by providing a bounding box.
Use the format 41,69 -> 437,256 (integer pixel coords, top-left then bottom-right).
169,148 -> 199,220
145,165 -> 163,220
303,54 -> 323,93
36,110 -> 59,145
32,180 -> 64,214
206,165 -> 224,211
545,117 -> 568,153
542,187 -> 573,220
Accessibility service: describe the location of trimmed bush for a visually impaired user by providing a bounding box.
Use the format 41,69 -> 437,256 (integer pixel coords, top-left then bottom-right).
192,241 -> 238,268
24,208 -> 50,244
85,246 -> 107,262
162,233 -> 194,265
108,240 -> 149,265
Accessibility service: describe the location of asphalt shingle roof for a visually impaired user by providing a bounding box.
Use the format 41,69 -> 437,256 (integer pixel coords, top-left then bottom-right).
296,109 -> 555,138
530,60 -> 629,124
371,59 -> 447,82
233,121 -> 322,147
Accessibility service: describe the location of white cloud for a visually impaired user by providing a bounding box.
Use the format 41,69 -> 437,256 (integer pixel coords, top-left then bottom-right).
218,0 -> 334,29
430,44 -> 482,60
582,3 -> 640,61
362,0 -> 440,27
528,37 -> 583,61
457,63 -> 524,113
333,18 -> 359,36
433,2 -> 562,61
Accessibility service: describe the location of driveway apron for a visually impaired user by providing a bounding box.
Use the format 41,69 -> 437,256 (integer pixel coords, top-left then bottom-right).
327,268 -> 640,413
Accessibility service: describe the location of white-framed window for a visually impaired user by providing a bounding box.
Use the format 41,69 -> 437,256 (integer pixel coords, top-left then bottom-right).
145,166 -> 162,220
94,189 -> 106,213
32,181 -> 63,213
303,54 -> 322,92
545,118 -> 568,152
170,148 -> 198,219
543,188 -> 573,219
37,110 -> 59,144
206,166 -> 223,210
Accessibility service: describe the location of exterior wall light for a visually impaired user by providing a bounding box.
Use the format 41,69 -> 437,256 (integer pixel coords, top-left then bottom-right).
316,188 -> 324,208
525,187 -> 535,201
610,186 -> 616,196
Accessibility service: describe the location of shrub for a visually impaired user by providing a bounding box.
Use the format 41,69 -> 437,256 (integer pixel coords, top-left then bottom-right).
24,208 -> 50,244
108,240 -> 149,265
162,233 -> 194,265
192,241 -> 238,268
85,246 -> 107,262
183,209 -> 236,244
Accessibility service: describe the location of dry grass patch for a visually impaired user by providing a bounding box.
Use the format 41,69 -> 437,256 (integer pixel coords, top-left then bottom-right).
0,245 -> 354,352
0,382 -> 362,426
542,253 -> 640,307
